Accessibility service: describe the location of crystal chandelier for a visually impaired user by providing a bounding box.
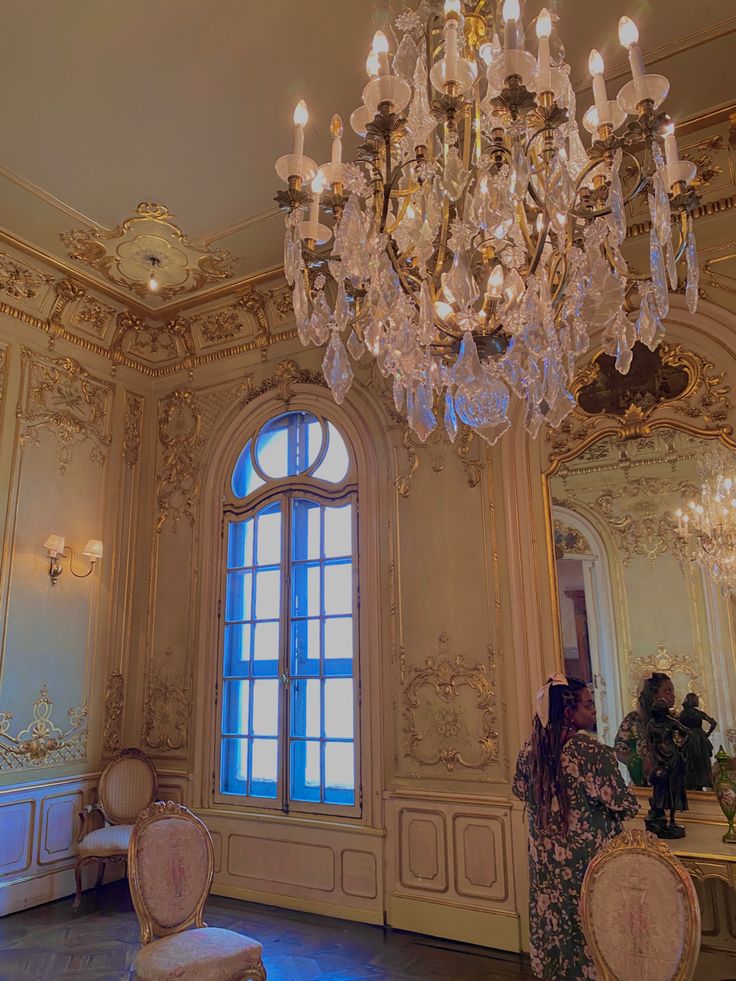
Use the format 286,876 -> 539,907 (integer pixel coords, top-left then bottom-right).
274,0 -> 700,445
675,447 -> 736,594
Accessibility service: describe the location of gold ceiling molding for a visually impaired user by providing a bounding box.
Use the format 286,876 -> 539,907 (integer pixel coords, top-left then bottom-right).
546,342 -> 734,465
142,648 -> 193,754
0,250 -> 54,306
61,202 -> 236,302
102,671 -> 125,755
0,685 -> 88,771
71,294 -> 117,340
18,348 -> 113,475
402,634 -> 498,774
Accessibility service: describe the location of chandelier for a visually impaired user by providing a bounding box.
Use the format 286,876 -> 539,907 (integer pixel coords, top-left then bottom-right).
274,0 -> 700,445
675,446 -> 736,594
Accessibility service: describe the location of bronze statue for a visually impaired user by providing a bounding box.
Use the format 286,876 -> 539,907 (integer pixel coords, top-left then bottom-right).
644,699 -> 689,839
679,693 -> 717,791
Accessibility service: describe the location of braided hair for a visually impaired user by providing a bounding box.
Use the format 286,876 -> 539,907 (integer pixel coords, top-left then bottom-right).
528,677 -> 588,830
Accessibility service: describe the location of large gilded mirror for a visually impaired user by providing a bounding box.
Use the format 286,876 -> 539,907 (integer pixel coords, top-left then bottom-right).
544,342 -> 736,794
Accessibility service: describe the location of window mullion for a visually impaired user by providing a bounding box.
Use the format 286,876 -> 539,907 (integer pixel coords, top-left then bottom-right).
279,490 -> 292,812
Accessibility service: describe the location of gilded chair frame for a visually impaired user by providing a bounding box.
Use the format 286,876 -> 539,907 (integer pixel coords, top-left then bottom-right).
74,747 -> 158,909
128,800 -> 267,981
580,829 -> 701,981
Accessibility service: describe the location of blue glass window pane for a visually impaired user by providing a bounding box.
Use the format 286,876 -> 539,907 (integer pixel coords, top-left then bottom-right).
225,571 -> 252,622
323,504 -> 352,558
292,499 -> 321,561
222,680 -> 249,735
323,617 -> 352,673
228,519 -> 254,568
290,740 -> 321,802
250,739 -> 278,798
252,621 -> 279,669
312,422 -> 350,483
224,623 -> 251,677
220,739 -> 248,795
256,505 -> 281,565
324,679 -> 354,738
251,680 -> 279,737
232,440 -> 266,499
292,562 -> 320,617
254,569 -> 280,619
255,411 -> 322,479
291,618 -> 320,676
323,561 -> 352,615
324,742 -> 355,805
291,678 -> 321,738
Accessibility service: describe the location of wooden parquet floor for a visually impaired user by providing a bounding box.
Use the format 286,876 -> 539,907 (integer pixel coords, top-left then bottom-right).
0,880 -> 535,981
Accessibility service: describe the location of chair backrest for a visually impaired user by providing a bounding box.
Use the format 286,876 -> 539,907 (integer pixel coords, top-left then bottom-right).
98,748 -> 157,825
580,829 -> 701,981
128,801 -> 214,943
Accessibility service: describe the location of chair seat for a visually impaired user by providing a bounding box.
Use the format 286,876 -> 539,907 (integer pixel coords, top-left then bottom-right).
77,824 -> 132,857
133,927 -> 263,981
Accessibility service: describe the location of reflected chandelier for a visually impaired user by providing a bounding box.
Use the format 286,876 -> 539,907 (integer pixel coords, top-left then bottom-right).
274,0 -> 700,445
675,447 -> 736,595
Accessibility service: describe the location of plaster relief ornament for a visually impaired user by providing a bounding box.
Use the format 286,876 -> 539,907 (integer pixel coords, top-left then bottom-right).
275,2 -> 700,446
61,202 -> 235,303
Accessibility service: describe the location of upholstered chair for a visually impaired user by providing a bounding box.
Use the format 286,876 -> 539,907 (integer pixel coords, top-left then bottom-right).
128,801 -> 266,981
74,747 -> 158,909
580,829 -> 701,980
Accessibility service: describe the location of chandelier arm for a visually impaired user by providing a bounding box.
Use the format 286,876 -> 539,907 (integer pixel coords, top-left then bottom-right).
569,150 -> 646,221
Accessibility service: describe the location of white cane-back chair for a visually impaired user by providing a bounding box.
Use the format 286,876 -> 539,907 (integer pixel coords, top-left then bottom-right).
580,829 -> 701,981
128,801 -> 266,981
74,747 -> 158,909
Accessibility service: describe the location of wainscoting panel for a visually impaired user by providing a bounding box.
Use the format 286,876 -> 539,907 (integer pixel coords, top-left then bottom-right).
201,809 -> 384,924
386,793 -> 520,951
0,773 -> 100,915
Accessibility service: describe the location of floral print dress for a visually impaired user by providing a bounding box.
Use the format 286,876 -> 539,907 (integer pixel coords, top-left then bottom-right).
513,731 -> 639,980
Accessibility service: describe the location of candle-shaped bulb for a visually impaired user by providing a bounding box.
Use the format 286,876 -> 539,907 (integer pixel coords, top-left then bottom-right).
487,265 -> 505,298
366,51 -> 380,77
536,8 -> 552,38
618,16 -> 639,48
444,0 -> 462,14
434,300 -> 454,321
662,119 -> 679,167
293,100 -> 308,127
502,0 -> 520,22
372,30 -> 389,55
588,49 -> 604,77
330,113 -> 343,167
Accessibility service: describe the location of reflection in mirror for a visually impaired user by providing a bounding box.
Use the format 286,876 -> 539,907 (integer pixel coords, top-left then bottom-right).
549,427 -> 736,789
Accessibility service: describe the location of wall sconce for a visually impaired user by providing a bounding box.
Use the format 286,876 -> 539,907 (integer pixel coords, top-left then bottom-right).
43,535 -> 103,586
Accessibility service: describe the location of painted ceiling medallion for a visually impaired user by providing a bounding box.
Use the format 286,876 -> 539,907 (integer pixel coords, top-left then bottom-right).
61,202 -> 236,302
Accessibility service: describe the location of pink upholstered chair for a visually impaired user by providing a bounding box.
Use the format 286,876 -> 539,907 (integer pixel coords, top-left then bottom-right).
74,747 -> 158,909
580,829 -> 701,980
128,801 -> 266,981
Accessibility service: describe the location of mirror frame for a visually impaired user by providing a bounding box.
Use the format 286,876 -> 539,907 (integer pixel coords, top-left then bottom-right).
541,341 -> 736,794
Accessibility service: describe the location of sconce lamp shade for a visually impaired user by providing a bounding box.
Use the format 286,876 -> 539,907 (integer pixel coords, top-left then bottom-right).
82,539 -> 104,562
43,534 -> 66,557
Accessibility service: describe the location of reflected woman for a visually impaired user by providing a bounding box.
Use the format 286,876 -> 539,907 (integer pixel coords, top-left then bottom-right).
614,672 -> 676,783
514,675 -> 639,980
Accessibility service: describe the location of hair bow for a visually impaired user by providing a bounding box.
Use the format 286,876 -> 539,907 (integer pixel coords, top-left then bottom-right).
535,672 -> 569,727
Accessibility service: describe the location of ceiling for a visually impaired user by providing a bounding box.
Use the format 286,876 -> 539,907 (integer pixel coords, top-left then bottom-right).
0,0 -> 732,315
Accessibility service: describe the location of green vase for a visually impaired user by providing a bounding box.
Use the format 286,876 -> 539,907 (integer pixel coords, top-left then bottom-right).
713,746 -> 736,844
627,734 -> 644,787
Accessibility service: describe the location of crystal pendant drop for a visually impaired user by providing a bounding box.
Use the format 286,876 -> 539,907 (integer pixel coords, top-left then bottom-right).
686,224 -> 699,314
649,225 -> 669,319
608,149 -> 626,246
322,330 -> 354,404
408,381 -> 437,442
444,392 -> 458,443
347,329 -> 365,360
441,146 -> 471,202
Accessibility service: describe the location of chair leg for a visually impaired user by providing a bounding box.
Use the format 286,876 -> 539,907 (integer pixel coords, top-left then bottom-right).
95,860 -> 106,891
73,859 -> 83,910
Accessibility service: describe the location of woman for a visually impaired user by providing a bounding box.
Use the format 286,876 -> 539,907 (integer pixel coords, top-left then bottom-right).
679,692 -> 717,790
514,675 -> 638,980
613,672 -> 676,782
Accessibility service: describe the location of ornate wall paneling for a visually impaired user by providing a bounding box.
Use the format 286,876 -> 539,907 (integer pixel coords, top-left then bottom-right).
141,379 -> 248,761
0,347 -> 114,776
0,773 -> 108,915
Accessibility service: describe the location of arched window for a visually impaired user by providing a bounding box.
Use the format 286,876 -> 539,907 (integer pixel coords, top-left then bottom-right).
217,409 -> 360,816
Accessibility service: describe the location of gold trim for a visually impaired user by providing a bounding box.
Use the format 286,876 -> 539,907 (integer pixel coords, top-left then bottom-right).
580,829 -> 701,981
0,685 -> 88,771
